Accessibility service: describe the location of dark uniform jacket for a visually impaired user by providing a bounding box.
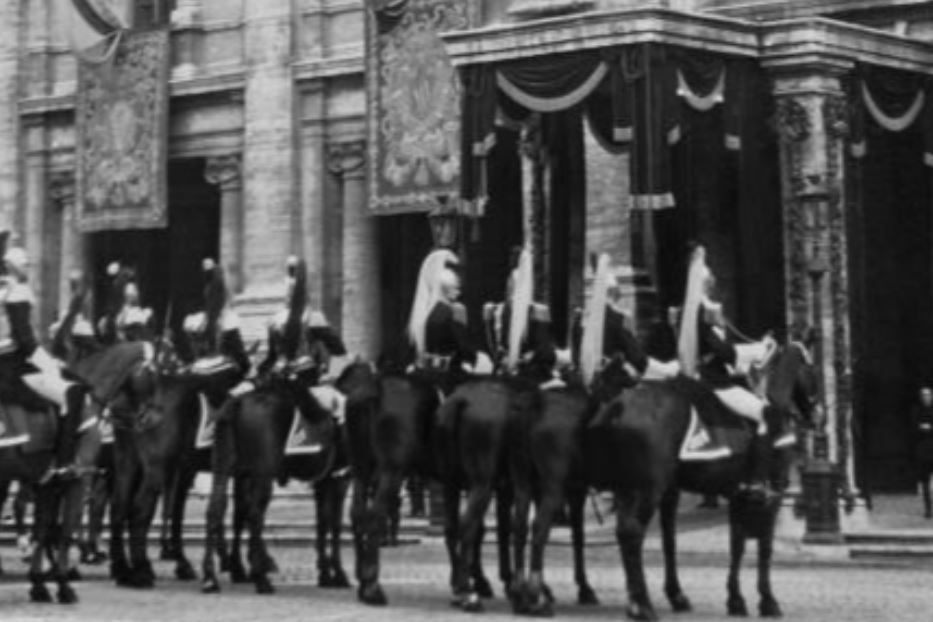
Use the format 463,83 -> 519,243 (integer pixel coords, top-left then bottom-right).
501,302 -> 557,384
258,310 -> 347,378
0,281 -> 44,405
912,403 -> 933,467
697,314 -> 738,388
571,305 -> 647,382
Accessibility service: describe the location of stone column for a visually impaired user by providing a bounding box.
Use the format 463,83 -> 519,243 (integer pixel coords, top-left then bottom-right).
205,155 -> 244,293
23,120 -> 50,330
329,140 -> 381,360
769,64 -> 854,492
50,171 -> 81,315
0,2 -> 21,229
299,83 -> 326,308
240,0 -> 296,303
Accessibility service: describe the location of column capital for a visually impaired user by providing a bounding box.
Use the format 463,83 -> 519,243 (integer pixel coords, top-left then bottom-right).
205,154 -> 242,190
327,140 -> 366,178
49,170 -> 76,207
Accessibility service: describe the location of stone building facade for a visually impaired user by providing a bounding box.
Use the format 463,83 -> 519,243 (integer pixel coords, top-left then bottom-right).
2,0 -> 933,494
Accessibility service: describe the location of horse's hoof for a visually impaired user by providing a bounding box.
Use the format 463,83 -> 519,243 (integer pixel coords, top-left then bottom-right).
175,559 -> 197,582
254,574 -> 275,595
527,600 -> 554,618
474,575 -> 494,599
727,595 -> 749,617
330,567 -> 351,589
358,582 -> 388,606
264,553 -> 280,574
201,577 -> 221,594
29,583 -> 53,603
57,584 -> 78,605
459,592 -> 484,613
541,583 -> 555,605
669,592 -> 692,613
759,597 -> 782,618
578,585 -> 600,606
110,561 -> 130,583
66,567 -> 83,582
625,602 -> 659,622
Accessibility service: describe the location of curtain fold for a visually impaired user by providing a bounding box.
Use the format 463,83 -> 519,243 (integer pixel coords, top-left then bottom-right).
496,51 -> 607,113
460,64 -> 497,205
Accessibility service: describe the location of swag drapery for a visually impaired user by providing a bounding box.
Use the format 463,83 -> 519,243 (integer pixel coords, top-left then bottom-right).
460,44 -> 752,211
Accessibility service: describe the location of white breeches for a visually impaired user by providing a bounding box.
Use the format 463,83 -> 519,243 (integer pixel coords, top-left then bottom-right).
714,386 -> 766,432
643,357 -> 681,381
310,385 -> 346,425
21,348 -> 74,413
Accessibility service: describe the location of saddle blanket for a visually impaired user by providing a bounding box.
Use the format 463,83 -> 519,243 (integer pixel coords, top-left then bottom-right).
195,387 -> 345,452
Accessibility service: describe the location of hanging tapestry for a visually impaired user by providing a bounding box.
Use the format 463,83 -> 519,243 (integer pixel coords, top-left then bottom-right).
75,29 -> 169,232
366,0 -> 475,214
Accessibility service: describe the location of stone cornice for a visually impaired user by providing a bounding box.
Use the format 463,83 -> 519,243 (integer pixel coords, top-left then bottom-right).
442,7 -> 761,65
293,52 -> 364,85
707,0 -> 933,22
443,8 -> 933,76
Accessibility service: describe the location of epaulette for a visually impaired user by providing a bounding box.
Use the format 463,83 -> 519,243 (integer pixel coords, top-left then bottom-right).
5,282 -> 34,305
451,302 -> 468,325
530,303 -> 551,323
307,309 -> 329,328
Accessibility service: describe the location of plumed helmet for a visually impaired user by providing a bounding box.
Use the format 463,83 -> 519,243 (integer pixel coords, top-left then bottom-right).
506,248 -> 533,369
282,255 -> 308,359
0,229 -> 9,277
408,249 -> 460,356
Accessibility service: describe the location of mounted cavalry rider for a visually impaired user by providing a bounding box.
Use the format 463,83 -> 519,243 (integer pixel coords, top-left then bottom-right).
485,247 -> 559,386
114,273 -> 154,343
408,249 -> 477,393
256,256 -> 347,421
183,258 -> 252,400
677,245 -> 778,493
579,254 -> 680,389
49,271 -> 99,364
0,229 -> 88,482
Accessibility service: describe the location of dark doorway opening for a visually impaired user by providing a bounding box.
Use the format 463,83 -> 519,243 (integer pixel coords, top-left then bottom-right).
88,158 -> 220,335
852,121 -> 933,492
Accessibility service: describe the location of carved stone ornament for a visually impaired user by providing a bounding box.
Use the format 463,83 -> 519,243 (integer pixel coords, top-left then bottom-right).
49,171 -> 77,206
774,97 -> 810,143
204,155 -> 241,190
328,141 -> 366,176
822,95 -> 850,140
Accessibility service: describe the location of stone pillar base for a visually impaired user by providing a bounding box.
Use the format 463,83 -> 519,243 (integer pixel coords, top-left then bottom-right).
233,291 -> 281,345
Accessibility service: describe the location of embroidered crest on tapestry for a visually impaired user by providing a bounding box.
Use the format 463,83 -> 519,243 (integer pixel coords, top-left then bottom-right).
76,29 -> 169,232
366,0 -> 474,214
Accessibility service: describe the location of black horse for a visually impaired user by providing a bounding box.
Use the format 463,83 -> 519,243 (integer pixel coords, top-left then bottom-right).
199,372 -> 345,594
584,341 -> 817,621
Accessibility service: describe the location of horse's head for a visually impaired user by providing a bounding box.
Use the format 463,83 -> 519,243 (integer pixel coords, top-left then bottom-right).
764,339 -> 820,430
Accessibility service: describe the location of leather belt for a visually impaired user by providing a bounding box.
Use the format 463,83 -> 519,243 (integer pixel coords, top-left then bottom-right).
420,354 -> 452,372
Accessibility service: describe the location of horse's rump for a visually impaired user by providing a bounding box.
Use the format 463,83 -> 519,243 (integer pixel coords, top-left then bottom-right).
437,378 -> 512,479
375,374 -> 439,464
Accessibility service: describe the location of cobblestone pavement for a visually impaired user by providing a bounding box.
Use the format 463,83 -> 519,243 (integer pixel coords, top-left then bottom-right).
1,538 -> 932,622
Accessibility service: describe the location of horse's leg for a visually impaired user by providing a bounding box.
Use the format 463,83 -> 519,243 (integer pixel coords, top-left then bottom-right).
327,475 -> 351,588
108,445 -> 135,585
757,521 -> 781,618
616,489 -> 658,622
201,421 -> 234,594
568,485 -> 598,606
442,480 -> 462,600
14,483 -> 32,561
127,460 -> 165,588
245,475 -> 275,594
494,482 -> 513,595
470,517 -> 494,599
525,481 -> 565,616
227,475 -> 249,583
0,481 -> 7,577
357,468 -> 402,606
28,486 -> 53,603
170,466 -> 198,581
510,482 -> 532,613
158,463 -> 178,561
350,472 -> 370,589
53,481 -> 84,604
83,469 -> 110,564
660,487 -> 691,612
726,504 -> 748,617
454,483 -> 494,612
314,478 -> 333,587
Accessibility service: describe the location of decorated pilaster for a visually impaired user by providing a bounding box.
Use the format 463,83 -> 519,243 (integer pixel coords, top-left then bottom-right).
769,60 -> 856,534
329,140 -> 381,360
170,0 -> 204,80
23,119 -> 49,330
0,1 -> 19,230
299,82 -> 326,309
50,170 -> 81,315
204,155 -> 244,293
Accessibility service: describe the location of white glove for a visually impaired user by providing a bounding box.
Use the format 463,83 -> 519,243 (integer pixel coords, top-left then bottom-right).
28,347 -> 62,373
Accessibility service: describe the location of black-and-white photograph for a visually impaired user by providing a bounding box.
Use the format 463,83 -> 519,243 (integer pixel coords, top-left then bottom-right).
1,1 -> 933,620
